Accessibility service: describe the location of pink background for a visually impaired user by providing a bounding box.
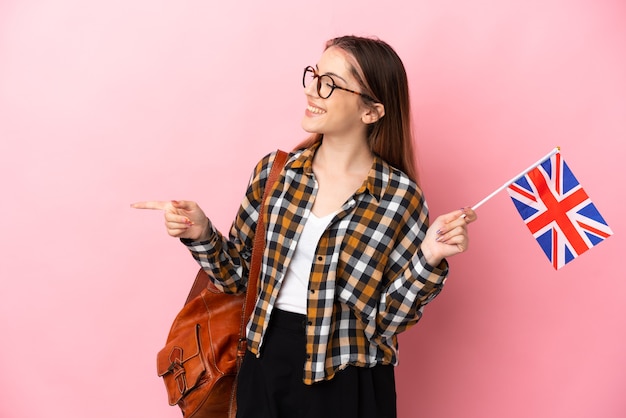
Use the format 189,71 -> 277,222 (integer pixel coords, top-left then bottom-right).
1,1 -> 624,417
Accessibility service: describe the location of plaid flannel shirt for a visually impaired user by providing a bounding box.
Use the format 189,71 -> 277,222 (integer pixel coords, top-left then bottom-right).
184,142 -> 448,384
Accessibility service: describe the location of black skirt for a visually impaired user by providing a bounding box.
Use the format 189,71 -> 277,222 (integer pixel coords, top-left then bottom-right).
236,309 -> 397,418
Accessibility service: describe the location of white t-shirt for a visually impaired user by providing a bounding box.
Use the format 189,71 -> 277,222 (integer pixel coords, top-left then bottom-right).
274,211 -> 335,314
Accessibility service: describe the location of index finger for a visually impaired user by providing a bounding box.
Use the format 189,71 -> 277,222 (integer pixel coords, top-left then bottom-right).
130,201 -> 169,210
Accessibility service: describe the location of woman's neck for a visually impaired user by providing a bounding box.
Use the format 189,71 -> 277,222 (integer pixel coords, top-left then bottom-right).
314,136 -> 373,175
309,136 -> 374,217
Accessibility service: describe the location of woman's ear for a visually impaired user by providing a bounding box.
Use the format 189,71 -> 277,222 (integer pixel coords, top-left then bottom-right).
361,103 -> 385,124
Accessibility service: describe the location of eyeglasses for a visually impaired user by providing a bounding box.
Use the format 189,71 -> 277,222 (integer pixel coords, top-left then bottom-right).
302,66 -> 377,102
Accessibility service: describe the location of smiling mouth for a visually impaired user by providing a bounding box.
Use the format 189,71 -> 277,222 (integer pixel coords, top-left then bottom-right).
307,105 -> 326,114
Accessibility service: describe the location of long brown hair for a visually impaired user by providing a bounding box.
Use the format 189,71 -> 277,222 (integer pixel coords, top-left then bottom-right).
296,35 -> 419,184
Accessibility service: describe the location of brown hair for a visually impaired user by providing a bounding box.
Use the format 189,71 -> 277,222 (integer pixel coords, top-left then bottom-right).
296,35 -> 419,183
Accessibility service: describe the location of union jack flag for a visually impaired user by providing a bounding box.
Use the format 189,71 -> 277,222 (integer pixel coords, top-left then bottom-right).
506,151 -> 612,269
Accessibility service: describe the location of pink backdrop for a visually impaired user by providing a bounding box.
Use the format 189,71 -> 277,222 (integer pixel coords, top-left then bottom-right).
1,1 -> 624,417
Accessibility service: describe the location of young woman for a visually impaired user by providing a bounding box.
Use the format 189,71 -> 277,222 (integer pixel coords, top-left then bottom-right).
133,35 -> 476,418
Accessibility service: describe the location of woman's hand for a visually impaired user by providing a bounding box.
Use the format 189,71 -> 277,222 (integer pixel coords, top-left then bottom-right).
131,200 -> 210,241
421,207 -> 477,267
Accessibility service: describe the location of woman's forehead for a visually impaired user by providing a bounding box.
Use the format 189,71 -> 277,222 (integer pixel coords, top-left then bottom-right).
316,46 -> 358,80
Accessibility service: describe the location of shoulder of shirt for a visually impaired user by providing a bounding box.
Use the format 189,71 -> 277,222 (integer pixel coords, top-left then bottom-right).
253,149 -> 295,176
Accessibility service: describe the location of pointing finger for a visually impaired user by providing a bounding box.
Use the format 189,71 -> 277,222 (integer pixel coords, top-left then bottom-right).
130,201 -> 169,210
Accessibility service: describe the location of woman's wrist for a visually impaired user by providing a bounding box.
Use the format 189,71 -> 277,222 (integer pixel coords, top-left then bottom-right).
420,240 -> 444,268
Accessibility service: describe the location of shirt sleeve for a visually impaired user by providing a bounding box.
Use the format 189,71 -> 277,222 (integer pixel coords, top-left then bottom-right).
376,189 -> 449,339
181,152 -> 275,294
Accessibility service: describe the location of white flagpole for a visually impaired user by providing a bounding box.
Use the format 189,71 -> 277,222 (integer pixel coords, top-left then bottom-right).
471,146 -> 560,211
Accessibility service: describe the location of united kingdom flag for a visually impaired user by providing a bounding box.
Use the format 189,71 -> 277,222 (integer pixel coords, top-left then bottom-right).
506,151 -> 613,269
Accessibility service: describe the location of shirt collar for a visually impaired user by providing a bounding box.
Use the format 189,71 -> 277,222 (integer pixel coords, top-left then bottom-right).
289,141 -> 389,202
289,141 -> 319,175
361,155 -> 387,202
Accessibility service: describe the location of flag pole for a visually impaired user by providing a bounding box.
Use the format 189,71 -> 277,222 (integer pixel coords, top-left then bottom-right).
471,146 -> 560,211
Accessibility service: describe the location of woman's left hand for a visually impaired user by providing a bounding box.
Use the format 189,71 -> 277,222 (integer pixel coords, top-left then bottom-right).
421,207 -> 477,267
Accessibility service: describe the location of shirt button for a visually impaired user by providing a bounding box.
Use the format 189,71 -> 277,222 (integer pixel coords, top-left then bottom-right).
317,256 -> 323,261
309,289 -> 315,294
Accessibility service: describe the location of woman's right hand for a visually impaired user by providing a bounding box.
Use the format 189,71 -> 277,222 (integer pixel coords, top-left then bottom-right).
131,200 -> 210,241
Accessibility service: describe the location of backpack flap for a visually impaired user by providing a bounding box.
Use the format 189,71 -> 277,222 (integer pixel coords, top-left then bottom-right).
157,323 -> 205,406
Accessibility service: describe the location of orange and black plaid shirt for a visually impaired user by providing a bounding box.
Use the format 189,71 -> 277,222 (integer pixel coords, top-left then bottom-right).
184,142 -> 448,384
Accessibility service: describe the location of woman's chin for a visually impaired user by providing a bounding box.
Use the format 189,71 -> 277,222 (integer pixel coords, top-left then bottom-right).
301,119 -> 320,134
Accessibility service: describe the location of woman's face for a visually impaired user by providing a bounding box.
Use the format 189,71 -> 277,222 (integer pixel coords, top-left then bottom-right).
301,46 -> 370,140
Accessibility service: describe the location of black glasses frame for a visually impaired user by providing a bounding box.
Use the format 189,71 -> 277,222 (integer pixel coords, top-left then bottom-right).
302,66 -> 377,102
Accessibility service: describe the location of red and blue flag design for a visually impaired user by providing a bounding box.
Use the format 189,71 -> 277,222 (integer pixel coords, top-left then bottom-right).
506,151 -> 612,269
